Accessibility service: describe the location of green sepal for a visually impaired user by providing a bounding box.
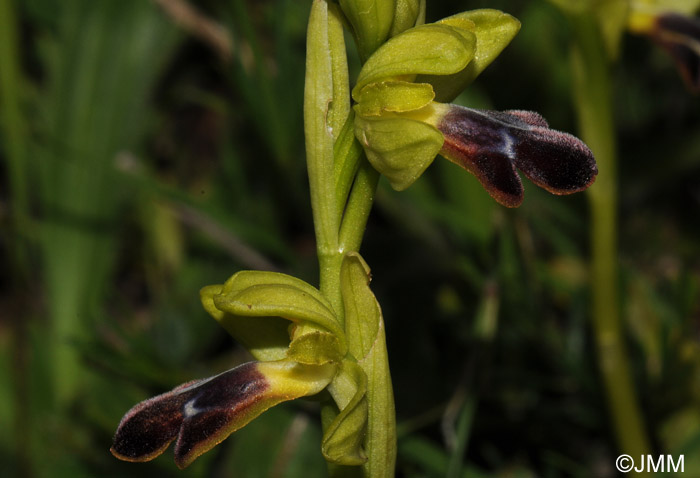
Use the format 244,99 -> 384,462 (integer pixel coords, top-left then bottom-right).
340,253 -> 396,477
218,270 -> 336,312
214,286 -> 346,354
417,9 -> 521,102
354,113 -> 443,190
322,360 -> 369,465
288,331 -> 344,365
339,0 -> 396,60
390,0 -> 422,37
355,81 -> 435,117
210,271 -> 347,354
353,23 -> 476,97
200,285 -> 289,362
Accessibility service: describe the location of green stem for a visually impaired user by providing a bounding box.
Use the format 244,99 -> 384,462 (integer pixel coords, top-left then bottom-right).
570,13 -> 652,471
305,3 -> 394,476
339,159 -> 380,254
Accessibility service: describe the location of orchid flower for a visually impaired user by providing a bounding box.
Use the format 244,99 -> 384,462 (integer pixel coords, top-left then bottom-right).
629,1 -> 700,92
352,9 -> 598,207
113,256 -> 382,469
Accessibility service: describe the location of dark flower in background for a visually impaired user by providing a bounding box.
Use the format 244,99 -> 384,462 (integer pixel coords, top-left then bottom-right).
650,12 -> 700,92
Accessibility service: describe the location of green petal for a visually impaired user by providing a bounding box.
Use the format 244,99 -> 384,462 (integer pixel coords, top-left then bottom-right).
354,113 -> 444,190
201,285 -> 289,362
288,331 -> 344,365
322,360 -> 369,465
355,80 -> 435,116
353,23 -> 476,97
417,9 -> 520,102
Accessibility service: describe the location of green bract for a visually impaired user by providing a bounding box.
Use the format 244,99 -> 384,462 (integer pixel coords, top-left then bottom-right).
323,360 -> 369,465
352,9 -> 520,191
340,253 -> 395,475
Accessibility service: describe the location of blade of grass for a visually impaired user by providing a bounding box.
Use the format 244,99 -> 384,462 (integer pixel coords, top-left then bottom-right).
569,11 -> 652,471
0,0 -> 30,272
37,0 -> 180,405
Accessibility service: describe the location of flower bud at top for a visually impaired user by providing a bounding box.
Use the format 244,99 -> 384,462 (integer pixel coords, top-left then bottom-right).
339,0 -> 397,59
389,0 -> 423,37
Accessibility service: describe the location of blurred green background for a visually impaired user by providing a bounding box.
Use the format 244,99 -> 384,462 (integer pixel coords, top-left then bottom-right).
1,0 -> 699,477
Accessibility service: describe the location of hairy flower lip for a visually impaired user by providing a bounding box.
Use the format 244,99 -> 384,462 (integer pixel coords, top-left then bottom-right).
111,361 -> 335,469
437,106 -> 598,207
111,363 -> 268,469
651,12 -> 700,92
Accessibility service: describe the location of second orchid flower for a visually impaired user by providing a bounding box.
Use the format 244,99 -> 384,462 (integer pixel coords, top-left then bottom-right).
352,9 -> 598,207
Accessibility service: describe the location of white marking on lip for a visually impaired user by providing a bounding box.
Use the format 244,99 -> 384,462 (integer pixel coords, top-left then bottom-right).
503,132 -> 516,160
183,399 -> 201,418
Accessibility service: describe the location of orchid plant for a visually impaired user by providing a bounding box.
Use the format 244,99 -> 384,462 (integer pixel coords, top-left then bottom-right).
111,1 -> 598,476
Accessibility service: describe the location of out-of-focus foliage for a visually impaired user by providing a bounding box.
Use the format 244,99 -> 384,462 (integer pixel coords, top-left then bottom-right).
0,0 -> 698,477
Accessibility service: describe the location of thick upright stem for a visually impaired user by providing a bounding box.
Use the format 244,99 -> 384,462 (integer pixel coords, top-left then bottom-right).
304,3 -> 395,476
570,14 -> 651,472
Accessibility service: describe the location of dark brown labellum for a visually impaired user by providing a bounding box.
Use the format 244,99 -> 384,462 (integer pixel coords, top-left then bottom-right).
111,362 -> 268,468
438,106 -> 598,207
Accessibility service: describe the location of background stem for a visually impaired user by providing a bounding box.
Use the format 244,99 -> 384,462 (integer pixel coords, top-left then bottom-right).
570,13 -> 652,472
